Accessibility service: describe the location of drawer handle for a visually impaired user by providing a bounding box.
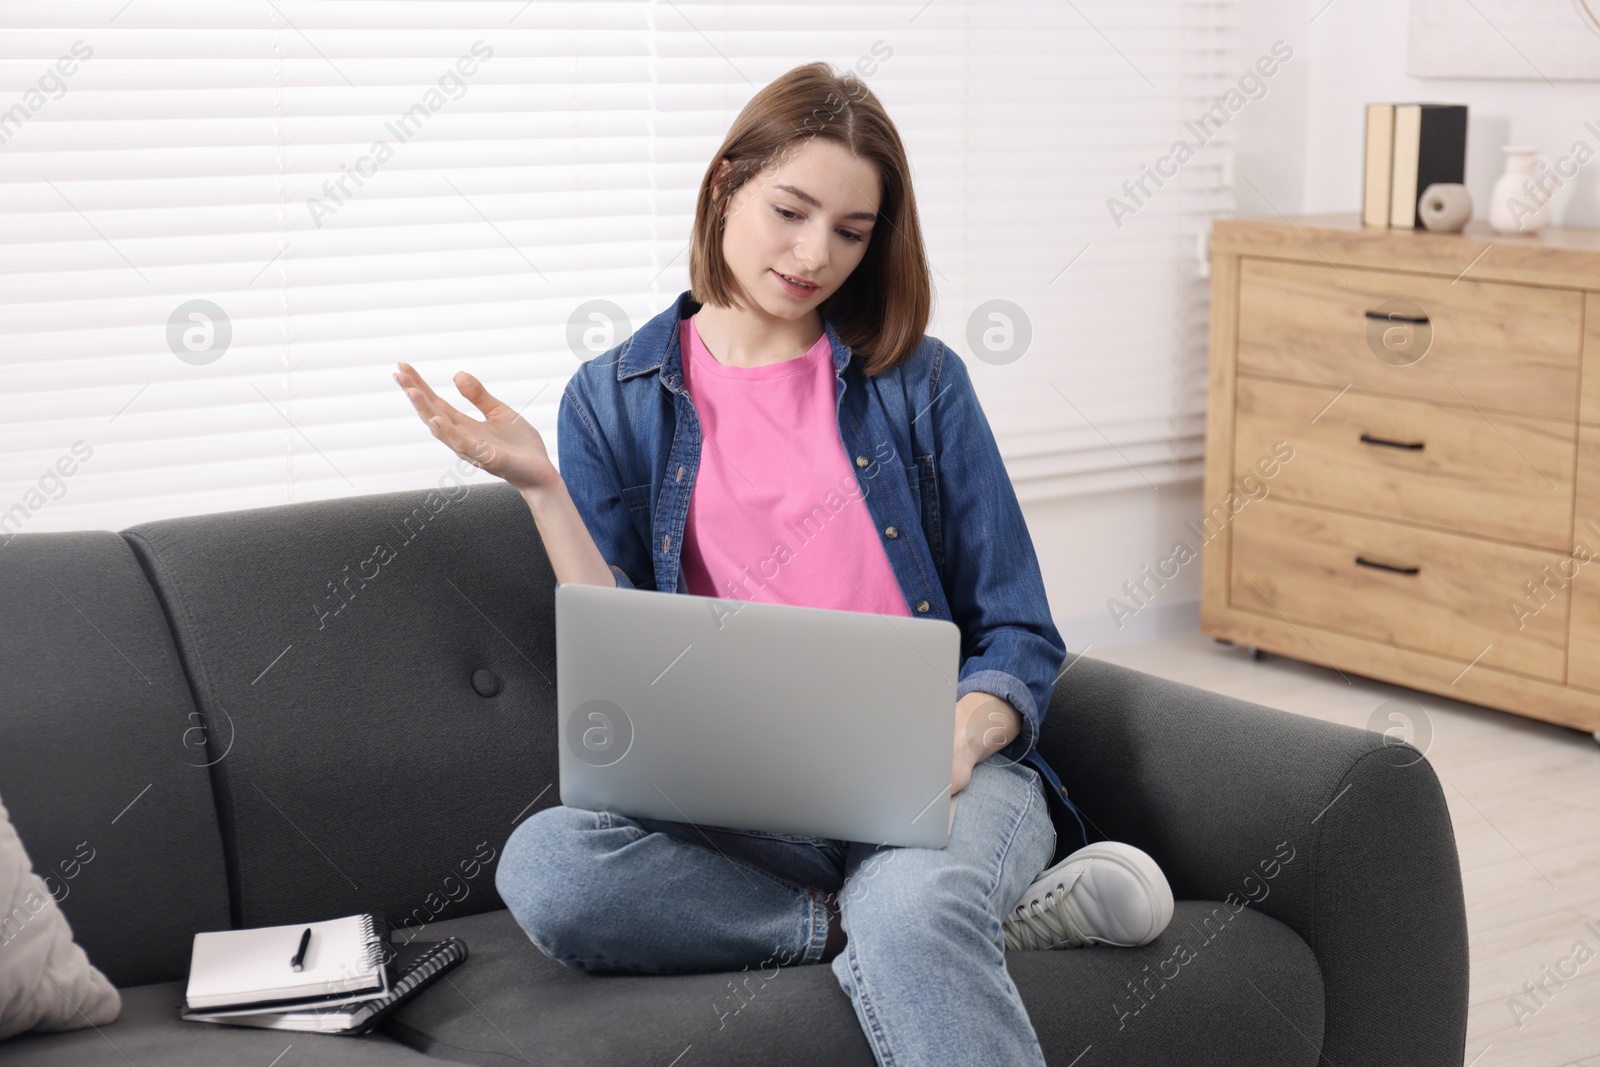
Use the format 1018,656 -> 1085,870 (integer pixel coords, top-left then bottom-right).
1355,555 -> 1420,576
1359,432 -> 1425,451
1364,309 -> 1430,325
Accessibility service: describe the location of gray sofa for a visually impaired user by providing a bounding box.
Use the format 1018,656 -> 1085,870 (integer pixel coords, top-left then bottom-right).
0,480 -> 1469,1066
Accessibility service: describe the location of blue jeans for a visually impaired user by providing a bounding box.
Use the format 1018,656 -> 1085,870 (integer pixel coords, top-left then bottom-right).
495,752 -> 1058,1067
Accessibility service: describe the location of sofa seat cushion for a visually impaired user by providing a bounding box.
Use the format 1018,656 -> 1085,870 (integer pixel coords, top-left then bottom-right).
1,981 -> 459,1066
380,901 -> 1324,1067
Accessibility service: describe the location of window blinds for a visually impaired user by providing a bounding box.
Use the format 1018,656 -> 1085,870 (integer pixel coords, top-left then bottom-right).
0,0 -> 1238,537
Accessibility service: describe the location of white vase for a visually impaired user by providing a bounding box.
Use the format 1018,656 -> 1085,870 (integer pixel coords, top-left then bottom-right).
1488,145 -> 1555,234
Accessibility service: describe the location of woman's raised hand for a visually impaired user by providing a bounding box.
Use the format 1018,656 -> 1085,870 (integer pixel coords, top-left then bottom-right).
393,362 -> 561,496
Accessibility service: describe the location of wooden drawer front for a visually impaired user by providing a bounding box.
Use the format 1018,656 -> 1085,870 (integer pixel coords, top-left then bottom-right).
1230,498 -> 1568,682
1585,291 -> 1600,428
1571,425 -> 1600,693
1236,258 -> 1582,421
1234,376 -> 1577,550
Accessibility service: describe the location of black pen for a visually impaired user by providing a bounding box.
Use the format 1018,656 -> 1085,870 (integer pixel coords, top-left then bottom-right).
290,928 -> 311,972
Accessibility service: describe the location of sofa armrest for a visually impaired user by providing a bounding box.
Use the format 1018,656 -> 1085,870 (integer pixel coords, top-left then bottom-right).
1035,655 -> 1468,1067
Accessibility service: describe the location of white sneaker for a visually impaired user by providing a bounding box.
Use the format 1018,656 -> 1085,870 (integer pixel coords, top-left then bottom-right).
1002,841 -> 1175,950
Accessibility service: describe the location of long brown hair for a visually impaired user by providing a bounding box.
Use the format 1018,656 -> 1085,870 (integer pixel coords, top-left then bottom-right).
688,61 -> 931,377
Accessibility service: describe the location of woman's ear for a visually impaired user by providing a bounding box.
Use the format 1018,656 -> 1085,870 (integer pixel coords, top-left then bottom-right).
710,157 -> 732,206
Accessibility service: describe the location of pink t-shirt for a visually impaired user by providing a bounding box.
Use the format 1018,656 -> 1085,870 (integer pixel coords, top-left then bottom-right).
678,313 -> 911,617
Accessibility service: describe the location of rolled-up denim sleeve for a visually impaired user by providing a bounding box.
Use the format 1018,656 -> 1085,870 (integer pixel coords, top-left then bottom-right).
931,342 -> 1068,766
555,375 -> 652,591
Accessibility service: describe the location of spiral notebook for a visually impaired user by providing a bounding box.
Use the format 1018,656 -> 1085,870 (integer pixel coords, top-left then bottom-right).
182,913 -> 392,1014
182,937 -> 468,1035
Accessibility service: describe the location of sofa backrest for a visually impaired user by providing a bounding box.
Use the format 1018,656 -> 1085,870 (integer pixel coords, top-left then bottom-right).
120,479 -> 559,941
0,532 -> 232,987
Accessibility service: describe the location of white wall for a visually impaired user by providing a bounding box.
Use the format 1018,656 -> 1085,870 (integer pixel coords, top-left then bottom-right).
1032,0 -> 1600,650
1298,0 -> 1600,226
1027,479 -> 1207,653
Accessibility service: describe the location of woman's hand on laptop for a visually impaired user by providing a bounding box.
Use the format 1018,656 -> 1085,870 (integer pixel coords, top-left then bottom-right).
394,362 -> 561,495
951,692 -> 1023,796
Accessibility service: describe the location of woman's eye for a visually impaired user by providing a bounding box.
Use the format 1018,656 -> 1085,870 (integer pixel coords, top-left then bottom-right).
774,205 -> 865,243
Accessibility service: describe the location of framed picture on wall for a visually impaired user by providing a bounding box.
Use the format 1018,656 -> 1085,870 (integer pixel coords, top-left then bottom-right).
1408,0 -> 1600,80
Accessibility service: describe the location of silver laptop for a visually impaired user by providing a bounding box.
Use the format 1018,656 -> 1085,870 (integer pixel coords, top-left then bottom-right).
555,582 -> 962,848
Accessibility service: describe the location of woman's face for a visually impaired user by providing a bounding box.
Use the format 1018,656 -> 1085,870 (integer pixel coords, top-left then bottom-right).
714,138 -> 881,319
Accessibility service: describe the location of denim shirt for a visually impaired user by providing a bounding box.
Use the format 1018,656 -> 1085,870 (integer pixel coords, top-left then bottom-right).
556,289 -> 1079,818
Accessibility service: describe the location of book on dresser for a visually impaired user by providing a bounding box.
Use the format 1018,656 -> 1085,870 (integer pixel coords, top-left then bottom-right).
1360,103 -> 1468,229
1200,212 -> 1600,739
1361,104 -> 1395,229
1387,104 -> 1467,229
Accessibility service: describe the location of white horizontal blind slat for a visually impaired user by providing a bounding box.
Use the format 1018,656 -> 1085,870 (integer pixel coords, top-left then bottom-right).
0,0 -> 1237,536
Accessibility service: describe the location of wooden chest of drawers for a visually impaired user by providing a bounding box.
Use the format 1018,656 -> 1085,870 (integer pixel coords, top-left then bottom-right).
1201,213 -> 1600,734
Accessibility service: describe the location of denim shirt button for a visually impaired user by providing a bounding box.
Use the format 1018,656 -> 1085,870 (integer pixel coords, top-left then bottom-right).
915,600 -> 929,613
855,455 -> 869,467
884,526 -> 898,539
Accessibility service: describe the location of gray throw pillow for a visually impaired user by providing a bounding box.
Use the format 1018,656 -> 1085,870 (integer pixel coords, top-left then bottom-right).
0,794 -> 120,1041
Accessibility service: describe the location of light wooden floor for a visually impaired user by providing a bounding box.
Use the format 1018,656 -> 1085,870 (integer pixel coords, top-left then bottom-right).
1087,632 -> 1600,1067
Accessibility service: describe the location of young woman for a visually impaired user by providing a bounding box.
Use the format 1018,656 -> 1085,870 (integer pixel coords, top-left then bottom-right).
394,61 -> 1172,1067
